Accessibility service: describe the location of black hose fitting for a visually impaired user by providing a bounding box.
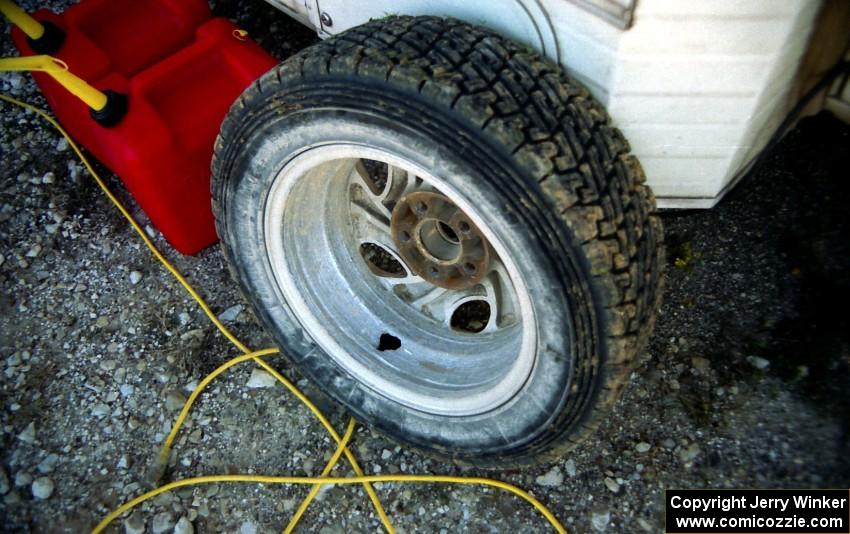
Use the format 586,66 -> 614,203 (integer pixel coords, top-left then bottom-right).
27,20 -> 65,55
90,90 -> 128,127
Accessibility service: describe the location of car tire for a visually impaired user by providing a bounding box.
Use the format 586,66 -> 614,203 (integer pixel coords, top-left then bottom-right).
212,15 -> 664,467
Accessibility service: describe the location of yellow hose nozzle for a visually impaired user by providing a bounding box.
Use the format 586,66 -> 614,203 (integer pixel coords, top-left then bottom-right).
0,0 -> 44,40
0,55 -> 109,111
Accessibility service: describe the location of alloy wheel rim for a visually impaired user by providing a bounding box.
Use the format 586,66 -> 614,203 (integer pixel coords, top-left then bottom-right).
263,144 -> 537,416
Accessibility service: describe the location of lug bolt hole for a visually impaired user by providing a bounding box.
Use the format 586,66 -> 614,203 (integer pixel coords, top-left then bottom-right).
399,230 -> 410,242
429,266 -> 440,277
463,262 -> 477,274
414,201 -> 428,214
458,221 -> 471,233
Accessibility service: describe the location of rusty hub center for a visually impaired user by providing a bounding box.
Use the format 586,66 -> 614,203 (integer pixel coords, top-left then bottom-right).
391,191 -> 490,289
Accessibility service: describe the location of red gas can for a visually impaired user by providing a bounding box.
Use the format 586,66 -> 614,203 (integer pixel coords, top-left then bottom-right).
12,0 -> 278,254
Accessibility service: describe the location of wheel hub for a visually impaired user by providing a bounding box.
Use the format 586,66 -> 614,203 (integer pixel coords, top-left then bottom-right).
391,191 -> 490,289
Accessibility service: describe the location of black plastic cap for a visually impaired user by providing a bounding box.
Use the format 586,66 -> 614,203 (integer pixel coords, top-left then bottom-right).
26,20 -> 65,55
90,90 -> 128,127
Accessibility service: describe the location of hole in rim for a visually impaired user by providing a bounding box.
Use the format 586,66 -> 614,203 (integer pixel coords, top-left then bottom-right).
451,300 -> 490,333
377,333 -> 401,351
359,158 -> 388,194
437,221 -> 459,244
360,243 -> 405,277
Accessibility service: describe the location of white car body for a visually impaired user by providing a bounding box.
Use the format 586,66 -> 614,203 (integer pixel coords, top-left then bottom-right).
263,0 -> 846,208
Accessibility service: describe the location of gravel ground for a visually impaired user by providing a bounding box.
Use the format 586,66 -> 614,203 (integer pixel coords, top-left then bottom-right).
2,2 -> 849,533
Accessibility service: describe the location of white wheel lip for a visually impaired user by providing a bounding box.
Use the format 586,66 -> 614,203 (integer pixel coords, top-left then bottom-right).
263,143 -> 538,416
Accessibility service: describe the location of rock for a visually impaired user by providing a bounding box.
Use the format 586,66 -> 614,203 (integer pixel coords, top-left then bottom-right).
604,477 -> 620,493
31,477 -> 54,499
25,244 -> 42,258
381,449 -> 392,460
151,512 -> 174,534
14,472 -> 32,488
691,356 -> 710,372
748,356 -> 770,370
637,517 -> 654,531
246,369 -> 276,389
123,512 -> 145,534
174,516 -> 194,534
591,511 -> 611,531
56,138 -> 69,152
100,359 -> 117,371
164,389 -> 187,411
218,305 -> 243,323
114,367 -> 127,382
679,442 -> 701,463
0,466 -> 9,494
120,384 -> 134,397
18,422 -> 36,443
129,271 -> 142,285
315,483 -> 335,501
91,403 -> 110,418
239,521 -> 258,534
662,438 -> 676,449
8,73 -> 23,90
564,459 -> 577,478
535,466 -> 563,487
635,442 -> 652,453
37,453 -> 59,474
42,171 -> 57,183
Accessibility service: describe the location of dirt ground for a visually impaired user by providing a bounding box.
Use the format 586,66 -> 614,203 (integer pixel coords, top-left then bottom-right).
1,2 -> 849,533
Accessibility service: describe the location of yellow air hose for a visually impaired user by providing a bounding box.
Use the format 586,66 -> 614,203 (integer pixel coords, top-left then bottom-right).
0,92 -> 568,534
